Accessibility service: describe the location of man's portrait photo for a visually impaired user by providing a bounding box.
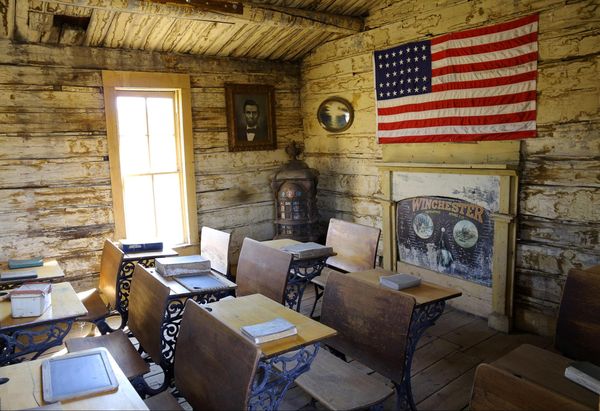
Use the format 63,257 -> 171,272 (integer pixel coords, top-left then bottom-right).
226,84 -> 276,152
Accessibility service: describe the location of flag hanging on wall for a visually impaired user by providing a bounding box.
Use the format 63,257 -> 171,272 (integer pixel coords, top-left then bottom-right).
374,14 -> 538,144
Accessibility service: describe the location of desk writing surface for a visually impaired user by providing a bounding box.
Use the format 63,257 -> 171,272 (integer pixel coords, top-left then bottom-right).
0,259 -> 64,284
147,268 -> 236,296
0,350 -> 148,410
206,294 -> 337,358
0,282 -> 87,331
262,239 -> 300,249
347,268 -> 462,306
492,344 -> 598,409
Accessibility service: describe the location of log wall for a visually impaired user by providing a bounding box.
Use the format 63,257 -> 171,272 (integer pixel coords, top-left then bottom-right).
301,0 -> 600,335
0,39 -> 301,290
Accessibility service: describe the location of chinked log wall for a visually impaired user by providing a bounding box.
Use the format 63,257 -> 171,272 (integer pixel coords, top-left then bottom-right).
301,0 -> 600,335
0,40 -> 302,290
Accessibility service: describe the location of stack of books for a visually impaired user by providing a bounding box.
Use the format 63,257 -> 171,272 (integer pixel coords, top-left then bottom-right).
280,242 -> 333,259
155,255 -> 211,277
379,273 -> 421,291
565,361 -> 600,394
241,318 -> 297,344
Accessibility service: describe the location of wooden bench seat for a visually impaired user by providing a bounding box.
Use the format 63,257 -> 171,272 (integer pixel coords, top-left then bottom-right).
298,270 -> 415,410
295,348 -> 394,410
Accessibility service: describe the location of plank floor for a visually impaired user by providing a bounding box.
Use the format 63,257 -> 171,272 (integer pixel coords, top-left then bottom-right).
39,286 -> 552,410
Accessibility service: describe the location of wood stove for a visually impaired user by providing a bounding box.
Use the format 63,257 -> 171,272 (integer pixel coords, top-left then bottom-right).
271,142 -> 320,242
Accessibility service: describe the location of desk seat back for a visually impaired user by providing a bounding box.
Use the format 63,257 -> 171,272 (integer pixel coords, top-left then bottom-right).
175,299 -> 260,410
325,218 -> 380,273
98,239 -> 125,309
555,264 -> 600,365
201,226 -> 231,276
236,238 -> 292,304
128,264 -> 171,363
321,271 -> 415,384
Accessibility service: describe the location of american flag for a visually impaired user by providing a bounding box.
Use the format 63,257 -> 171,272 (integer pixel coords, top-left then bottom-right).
374,14 -> 538,144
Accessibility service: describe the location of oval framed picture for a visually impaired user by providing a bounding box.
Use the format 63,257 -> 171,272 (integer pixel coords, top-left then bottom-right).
317,97 -> 354,132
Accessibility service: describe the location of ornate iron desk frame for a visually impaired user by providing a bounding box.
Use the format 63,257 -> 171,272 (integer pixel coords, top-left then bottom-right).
249,344 -> 320,410
0,319 -> 75,366
394,300 -> 446,411
284,255 -> 328,312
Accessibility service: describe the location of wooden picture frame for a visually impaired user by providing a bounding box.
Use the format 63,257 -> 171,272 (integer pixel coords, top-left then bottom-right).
225,83 -> 276,152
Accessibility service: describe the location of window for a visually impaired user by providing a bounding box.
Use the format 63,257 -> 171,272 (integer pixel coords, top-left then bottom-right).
103,71 -> 198,251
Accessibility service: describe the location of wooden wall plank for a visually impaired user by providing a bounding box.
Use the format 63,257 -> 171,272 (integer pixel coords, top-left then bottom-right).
0,40 -> 301,288
302,0 -> 600,336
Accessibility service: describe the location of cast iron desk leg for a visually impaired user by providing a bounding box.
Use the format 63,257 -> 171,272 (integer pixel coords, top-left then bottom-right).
284,257 -> 327,312
249,344 -> 320,411
0,320 -> 74,366
394,301 -> 446,411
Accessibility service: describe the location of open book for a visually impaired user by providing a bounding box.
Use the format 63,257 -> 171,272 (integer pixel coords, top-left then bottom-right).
565,361 -> 600,394
241,318 -> 297,344
379,273 -> 421,291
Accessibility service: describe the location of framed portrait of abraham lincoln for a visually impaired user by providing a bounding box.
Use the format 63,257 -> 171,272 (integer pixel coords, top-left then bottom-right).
225,83 -> 277,152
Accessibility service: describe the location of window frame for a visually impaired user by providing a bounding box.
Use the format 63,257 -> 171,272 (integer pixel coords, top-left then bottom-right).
103,71 -> 199,253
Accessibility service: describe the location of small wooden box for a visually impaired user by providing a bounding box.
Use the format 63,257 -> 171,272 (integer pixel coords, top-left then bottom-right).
11,283 -> 52,318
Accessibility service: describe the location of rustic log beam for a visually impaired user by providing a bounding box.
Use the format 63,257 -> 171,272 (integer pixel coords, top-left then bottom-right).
37,0 -> 363,35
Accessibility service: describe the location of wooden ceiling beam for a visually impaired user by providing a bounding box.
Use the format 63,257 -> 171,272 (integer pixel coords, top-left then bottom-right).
40,0 -> 363,35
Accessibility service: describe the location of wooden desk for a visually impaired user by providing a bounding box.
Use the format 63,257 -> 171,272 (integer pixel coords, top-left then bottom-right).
262,239 -> 333,311
347,268 -> 462,411
346,268 -> 462,306
113,248 -> 178,329
144,268 -> 237,392
206,294 -> 336,408
0,349 -> 148,410
0,282 -> 87,365
0,259 -> 65,290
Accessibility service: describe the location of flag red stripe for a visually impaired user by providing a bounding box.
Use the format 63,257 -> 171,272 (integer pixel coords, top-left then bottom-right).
378,110 -> 536,130
378,90 -> 536,116
431,32 -> 537,61
431,14 -> 538,46
431,52 -> 538,76
378,130 -> 537,144
431,71 -> 537,92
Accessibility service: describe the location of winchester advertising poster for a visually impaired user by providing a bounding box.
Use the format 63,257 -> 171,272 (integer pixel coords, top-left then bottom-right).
397,196 -> 494,287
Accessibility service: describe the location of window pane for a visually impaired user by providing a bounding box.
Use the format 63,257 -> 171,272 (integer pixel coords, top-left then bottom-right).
154,173 -> 184,244
147,97 -> 178,173
123,175 -> 156,239
116,96 -> 149,175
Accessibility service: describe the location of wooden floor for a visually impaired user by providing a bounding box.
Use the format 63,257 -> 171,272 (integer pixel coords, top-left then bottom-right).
40,286 -> 552,410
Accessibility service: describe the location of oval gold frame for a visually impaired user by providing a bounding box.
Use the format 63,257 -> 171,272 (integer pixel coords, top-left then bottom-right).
317,97 -> 354,132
